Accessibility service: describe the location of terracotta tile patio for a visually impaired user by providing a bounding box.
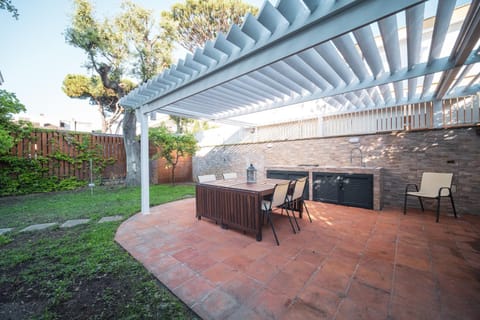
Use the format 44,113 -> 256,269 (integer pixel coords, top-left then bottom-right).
115,198 -> 480,319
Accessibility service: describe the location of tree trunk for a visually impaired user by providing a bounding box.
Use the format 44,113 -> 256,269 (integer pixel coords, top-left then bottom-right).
171,164 -> 176,186
123,109 -> 141,186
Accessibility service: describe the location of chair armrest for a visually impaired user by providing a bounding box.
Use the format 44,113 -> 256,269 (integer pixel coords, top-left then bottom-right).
405,183 -> 419,193
438,187 -> 452,197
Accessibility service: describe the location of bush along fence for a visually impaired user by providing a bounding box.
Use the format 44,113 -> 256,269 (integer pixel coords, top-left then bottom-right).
0,130 -> 126,196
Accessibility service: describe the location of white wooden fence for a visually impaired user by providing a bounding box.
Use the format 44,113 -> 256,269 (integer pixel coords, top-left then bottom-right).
197,95 -> 479,146
443,95 -> 480,127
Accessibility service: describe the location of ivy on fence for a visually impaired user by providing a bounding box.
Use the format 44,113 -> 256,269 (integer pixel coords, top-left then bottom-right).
0,130 -> 121,196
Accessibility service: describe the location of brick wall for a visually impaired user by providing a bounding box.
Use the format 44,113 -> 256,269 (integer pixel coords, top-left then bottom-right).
193,126 -> 480,214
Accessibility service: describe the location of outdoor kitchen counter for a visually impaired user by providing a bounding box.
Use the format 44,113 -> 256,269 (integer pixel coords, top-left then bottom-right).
266,165 -> 383,210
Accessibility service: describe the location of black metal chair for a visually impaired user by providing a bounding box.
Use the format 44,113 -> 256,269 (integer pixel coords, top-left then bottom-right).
404,172 -> 457,223
261,182 -> 291,246
285,177 -> 312,228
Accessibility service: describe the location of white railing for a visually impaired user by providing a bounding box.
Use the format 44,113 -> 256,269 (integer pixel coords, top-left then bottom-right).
322,102 -> 435,136
255,118 -> 318,142
443,95 -> 480,127
197,95 -> 479,146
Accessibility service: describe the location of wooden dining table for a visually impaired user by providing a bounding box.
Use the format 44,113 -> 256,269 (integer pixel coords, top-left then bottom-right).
195,178 -> 289,242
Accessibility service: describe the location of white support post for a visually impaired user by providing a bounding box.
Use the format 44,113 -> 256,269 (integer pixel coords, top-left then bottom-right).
138,109 -> 150,214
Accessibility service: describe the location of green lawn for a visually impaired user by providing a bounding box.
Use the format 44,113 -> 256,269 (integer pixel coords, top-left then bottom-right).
0,184 -> 199,319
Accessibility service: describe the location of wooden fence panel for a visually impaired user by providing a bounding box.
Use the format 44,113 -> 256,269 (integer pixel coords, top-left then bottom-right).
7,130 -> 195,185
8,130 -> 127,181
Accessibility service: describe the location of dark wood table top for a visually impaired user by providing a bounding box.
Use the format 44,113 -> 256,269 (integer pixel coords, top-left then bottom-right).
198,178 -> 289,192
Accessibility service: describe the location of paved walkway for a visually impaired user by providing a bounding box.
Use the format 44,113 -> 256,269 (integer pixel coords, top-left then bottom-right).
0,215 -> 123,235
116,198 -> 480,320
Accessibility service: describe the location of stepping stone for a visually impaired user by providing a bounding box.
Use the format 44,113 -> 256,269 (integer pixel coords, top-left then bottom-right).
0,228 -> 13,235
98,215 -> 123,223
20,223 -> 57,232
60,219 -> 91,228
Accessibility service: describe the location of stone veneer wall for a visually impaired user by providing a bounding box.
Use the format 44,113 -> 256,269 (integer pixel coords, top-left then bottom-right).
193,126 -> 480,214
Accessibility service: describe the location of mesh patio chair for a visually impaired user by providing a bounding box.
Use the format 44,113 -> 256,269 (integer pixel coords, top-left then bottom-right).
222,172 -> 237,180
403,172 -> 457,222
198,174 -> 216,183
261,182 -> 291,246
285,177 -> 312,227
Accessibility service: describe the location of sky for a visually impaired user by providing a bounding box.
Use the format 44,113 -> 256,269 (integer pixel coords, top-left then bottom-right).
0,0 -> 265,131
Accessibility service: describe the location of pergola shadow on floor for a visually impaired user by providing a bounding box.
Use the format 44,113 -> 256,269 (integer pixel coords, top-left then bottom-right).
115,199 -> 480,320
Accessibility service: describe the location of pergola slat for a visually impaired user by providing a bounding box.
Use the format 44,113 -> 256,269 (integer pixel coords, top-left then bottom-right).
271,60 -> 319,94
277,0 -> 310,25
260,65 -> 305,95
314,41 -> 355,85
406,3 -> 425,100
333,34 -> 372,82
232,77 -> 281,101
298,49 -> 342,89
283,55 -> 326,91
421,0 -> 455,97
353,24 -> 385,78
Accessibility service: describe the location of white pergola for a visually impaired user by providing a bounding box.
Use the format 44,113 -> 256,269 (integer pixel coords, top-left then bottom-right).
120,0 -> 480,214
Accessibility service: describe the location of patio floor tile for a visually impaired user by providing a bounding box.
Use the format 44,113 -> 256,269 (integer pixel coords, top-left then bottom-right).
354,257 -> 393,292
192,288 -> 240,320
174,275 -> 216,307
115,198 -> 480,319
226,306 -> 265,320
223,254 -> 255,272
243,256 -> 282,284
250,287 -> 292,319
298,283 -> 342,318
158,263 -> 197,289
201,262 -> 238,285
219,273 -> 262,304
282,299 -> 333,320
336,280 -> 390,320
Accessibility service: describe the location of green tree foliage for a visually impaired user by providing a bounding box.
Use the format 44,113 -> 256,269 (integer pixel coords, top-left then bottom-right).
0,0 -> 19,19
149,126 -> 198,185
62,74 -> 135,133
0,89 -> 26,154
161,0 -> 258,53
64,0 -> 173,186
115,1 -> 173,80
161,0 -> 257,133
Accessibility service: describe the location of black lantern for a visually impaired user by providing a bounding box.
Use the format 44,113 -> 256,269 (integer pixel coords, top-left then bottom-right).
246,163 -> 257,184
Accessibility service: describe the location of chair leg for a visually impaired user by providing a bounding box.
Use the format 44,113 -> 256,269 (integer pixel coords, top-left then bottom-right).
418,197 -> 425,211
450,194 -> 457,219
303,200 -> 312,223
436,197 -> 441,223
403,193 -> 408,214
284,206 -> 297,234
289,205 -> 301,232
266,211 -> 280,246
